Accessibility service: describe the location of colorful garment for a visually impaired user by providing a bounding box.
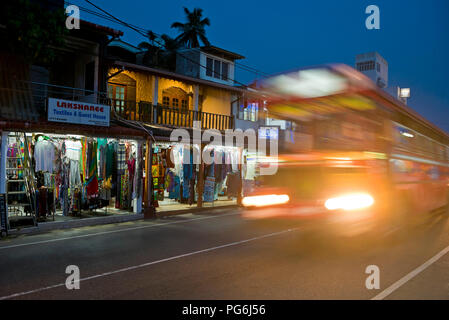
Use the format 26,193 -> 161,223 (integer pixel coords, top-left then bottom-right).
85,140 -> 98,198
120,171 -> 129,209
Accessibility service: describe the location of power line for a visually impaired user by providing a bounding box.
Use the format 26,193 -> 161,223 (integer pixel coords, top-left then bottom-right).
67,0 -> 271,79
70,1 -> 270,83
81,0 -> 260,88
83,0 -> 148,38
66,2 -> 148,34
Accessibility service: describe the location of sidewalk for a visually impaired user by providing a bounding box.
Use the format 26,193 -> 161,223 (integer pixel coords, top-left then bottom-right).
4,203 -> 239,236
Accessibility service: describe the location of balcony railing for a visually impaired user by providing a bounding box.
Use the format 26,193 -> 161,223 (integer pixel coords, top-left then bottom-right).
0,81 -> 234,131
110,99 -> 234,131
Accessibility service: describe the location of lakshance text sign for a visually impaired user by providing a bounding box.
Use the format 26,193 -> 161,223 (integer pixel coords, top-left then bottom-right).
48,98 -> 110,127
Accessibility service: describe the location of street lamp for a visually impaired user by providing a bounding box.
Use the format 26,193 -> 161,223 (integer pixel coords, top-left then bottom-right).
397,87 -> 410,105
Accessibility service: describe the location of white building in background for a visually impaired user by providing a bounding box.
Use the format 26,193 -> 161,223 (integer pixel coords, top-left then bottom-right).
355,52 -> 388,88
176,46 -> 244,86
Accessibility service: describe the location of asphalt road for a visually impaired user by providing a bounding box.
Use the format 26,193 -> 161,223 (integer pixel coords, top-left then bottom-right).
1,207 -> 449,300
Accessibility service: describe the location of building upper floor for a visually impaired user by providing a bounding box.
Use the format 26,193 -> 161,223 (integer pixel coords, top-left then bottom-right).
106,60 -> 246,131
0,2 -> 260,133
175,46 -> 244,86
0,16 -> 123,123
355,52 -> 388,88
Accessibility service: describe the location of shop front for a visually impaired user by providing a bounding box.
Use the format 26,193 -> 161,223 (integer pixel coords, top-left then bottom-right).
150,140 -> 243,212
0,119 -> 147,231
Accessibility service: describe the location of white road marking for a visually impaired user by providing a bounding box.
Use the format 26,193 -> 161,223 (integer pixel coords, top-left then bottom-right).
0,228 -> 298,300
0,211 -> 240,250
372,244 -> 449,300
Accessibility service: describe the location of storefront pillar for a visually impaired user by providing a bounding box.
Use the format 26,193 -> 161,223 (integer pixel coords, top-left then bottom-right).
0,131 -> 8,194
152,76 -> 159,104
133,140 -> 143,214
237,148 -> 243,206
143,138 -> 155,218
193,85 -> 199,113
197,143 -> 205,208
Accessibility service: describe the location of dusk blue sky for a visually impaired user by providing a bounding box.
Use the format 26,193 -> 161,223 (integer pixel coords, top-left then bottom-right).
71,0 -> 449,133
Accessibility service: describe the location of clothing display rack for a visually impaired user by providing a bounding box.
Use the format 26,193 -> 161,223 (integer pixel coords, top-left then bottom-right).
6,132 -> 37,229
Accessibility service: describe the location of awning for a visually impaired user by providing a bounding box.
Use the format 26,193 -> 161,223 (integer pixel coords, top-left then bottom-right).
0,119 -> 148,140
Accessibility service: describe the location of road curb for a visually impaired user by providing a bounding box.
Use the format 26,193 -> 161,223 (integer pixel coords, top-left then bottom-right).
6,205 -> 239,236
8,214 -> 144,236
156,204 -> 239,217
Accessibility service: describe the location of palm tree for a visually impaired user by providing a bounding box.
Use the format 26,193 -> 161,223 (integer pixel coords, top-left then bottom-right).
171,7 -> 211,48
159,34 -> 182,70
138,31 -> 161,66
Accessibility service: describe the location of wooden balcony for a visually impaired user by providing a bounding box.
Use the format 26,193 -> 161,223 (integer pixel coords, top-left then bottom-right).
109,99 -> 234,131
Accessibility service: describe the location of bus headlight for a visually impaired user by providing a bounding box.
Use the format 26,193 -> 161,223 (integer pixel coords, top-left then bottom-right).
324,193 -> 374,211
242,194 -> 290,207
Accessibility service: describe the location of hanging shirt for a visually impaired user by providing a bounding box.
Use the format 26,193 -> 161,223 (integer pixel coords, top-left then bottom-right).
34,140 -> 55,173
97,138 -> 108,180
65,140 -> 82,161
106,142 -> 116,179
169,175 -> 180,200
117,143 -> 127,173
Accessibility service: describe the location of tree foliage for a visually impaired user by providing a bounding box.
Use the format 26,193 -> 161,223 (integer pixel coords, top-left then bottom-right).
138,32 -> 182,71
138,7 -> 211,70
2,0 -> 68,66
171,7 -> 211,48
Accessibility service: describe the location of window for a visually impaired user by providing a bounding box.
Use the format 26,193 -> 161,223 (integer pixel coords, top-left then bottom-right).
213,60 -> 221,79
222,62 -> 229,80
437,144 -> 445,160
206,58 -> 213,77
356,61 -> 375,72
108,84 -> 126,113
85,61 -> 95,93
205,56 -> 231,81
239,101 -> 259,122
181,99 -> 188,111
162,96 -> 170,107
162,87 -> 189,112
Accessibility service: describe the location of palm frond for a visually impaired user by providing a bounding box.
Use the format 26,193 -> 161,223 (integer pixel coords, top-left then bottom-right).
200,17 -> 210,26
170,22 -> 185,29
198,33 -> 210,46
171,7 -> 211,49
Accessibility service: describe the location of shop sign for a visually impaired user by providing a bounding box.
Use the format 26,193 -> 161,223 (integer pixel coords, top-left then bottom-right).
258,127 -> 279,140
48,98 -> 110,127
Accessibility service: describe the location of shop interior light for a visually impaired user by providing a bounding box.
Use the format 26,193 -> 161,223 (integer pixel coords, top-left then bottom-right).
401,132 -> 414,138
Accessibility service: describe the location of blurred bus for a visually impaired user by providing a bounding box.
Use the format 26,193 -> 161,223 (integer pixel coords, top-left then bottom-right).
242,64 -> 449,234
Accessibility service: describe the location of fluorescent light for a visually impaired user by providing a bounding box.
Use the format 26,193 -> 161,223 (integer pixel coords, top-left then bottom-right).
401,132 -> 414,138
